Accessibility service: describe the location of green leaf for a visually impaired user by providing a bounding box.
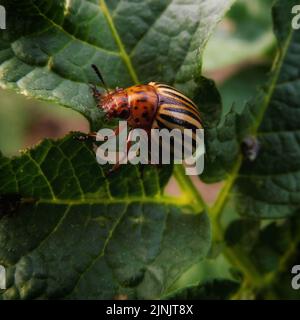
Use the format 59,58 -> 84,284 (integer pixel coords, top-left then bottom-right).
205,0 -> 300,218
163,253 -> 240,299
163,279 -> 239,299
199,0 -> 300,298
202,65 -> 270,183
224,219 -> 260,249
220,65 -> 271,114
0,135 -> 210,299
234,0 -> 300,218
0,0 -> 233,129
202,65 -> 270,182
224,217 -> 300,299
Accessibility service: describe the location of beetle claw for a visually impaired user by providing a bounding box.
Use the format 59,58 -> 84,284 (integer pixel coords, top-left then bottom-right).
73,132 -> 92,142
89,83 -> 101,101
105,168 -> 114,177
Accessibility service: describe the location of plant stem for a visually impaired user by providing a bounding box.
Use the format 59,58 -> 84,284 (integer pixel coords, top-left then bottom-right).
174,160 -> 266,295
211,156 -> 242,217
210,158 -> 265,290
173,164 -> 208,213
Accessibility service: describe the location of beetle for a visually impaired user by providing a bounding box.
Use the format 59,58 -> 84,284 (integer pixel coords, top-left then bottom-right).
77,64 -> 203,172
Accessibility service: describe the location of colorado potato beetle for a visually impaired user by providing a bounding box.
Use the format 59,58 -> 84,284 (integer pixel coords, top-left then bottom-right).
78,64 -> 203,171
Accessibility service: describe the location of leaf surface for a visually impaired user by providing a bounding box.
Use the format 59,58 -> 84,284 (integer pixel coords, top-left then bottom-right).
0,136 -> 210,299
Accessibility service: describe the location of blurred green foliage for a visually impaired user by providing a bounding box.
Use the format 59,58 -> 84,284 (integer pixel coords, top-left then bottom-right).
219,65 -> 270,114
0,88 -> 87,156
203,0 -> 275,72
0,89 -> 28,155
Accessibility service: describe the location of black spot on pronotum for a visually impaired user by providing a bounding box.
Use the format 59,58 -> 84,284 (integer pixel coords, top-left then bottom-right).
135,118 -> 140,123
137,98 -> 147,103
142,112 -> 148,118
119,109 -> 130,119
241,136 -> 261,161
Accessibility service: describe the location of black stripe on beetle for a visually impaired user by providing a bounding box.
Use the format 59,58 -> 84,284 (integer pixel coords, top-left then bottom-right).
158,114 -> 199,131
163,106 -> 202,123
161,92 -> 199,112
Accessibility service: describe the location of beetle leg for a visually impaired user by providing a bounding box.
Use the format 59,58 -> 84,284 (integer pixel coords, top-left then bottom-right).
73,131 -> 97,141
107,132 -> 132,176
74,125 -> 125,143
102,124 -> 127,141
145,128 -> 163,168
89,84 -> 101,102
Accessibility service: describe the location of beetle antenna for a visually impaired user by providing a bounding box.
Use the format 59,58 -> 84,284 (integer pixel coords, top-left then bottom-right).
91,64 -> 109,92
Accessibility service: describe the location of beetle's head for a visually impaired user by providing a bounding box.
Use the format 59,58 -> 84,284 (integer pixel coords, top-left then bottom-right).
100,89 -> 130,120
91,64 -> 130,121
